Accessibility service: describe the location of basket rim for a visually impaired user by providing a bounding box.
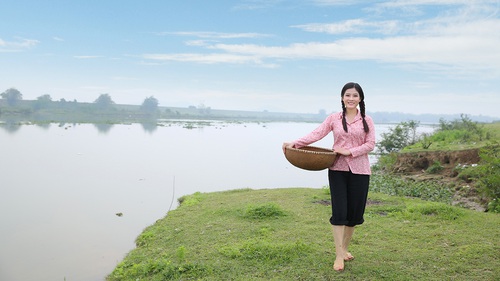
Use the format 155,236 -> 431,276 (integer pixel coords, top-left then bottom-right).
286,145 -> 336,155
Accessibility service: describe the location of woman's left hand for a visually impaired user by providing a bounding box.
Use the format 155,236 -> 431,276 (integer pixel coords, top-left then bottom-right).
334,147 -> 352,156
282,142 -> 294,154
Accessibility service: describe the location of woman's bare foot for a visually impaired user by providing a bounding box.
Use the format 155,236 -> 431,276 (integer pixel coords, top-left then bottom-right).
344,252 -> 354,261
333,258 -> 344,271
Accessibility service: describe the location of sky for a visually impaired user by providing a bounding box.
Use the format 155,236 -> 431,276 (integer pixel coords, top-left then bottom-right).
1,0 -> 499,118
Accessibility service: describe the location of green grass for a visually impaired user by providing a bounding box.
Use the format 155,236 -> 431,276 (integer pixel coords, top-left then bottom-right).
107,188 -> 500,281
403,122 -> 499,152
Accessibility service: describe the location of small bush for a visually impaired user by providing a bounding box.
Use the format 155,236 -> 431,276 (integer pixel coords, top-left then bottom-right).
487,198 -> 500,213
243,203 -> 286,219
178,192 -> 205,206
458,142 -> 500,211
376,121 -> 420,154
426,161 -> 444,174
420,133 -> 433,149
372,152 -> 397,172
403,202 -> 465,221
477,143 -> 500,199
176,246 -> 186,263
457,164 -> 479,182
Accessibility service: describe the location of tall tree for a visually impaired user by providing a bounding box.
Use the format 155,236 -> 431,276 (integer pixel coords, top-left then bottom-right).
140,96 -> 159,113
376,120 -> 420,154
1,88 -> 23,106
34,94 -> 53,110
93,93 -> 115,109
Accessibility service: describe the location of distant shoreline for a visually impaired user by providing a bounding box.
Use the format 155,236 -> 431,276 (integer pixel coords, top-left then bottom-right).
1,99 -> 498,124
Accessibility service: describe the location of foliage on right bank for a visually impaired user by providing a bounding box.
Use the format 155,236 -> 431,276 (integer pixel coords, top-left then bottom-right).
373,115 -> 499,213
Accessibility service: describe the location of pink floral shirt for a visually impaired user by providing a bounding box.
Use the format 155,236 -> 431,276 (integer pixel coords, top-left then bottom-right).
293,111 -> 376,175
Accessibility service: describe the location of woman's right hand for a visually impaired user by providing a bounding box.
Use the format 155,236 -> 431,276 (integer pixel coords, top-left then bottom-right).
282,142 -> 294,154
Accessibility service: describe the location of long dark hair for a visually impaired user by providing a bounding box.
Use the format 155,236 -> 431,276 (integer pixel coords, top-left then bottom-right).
341,82 -> 369,133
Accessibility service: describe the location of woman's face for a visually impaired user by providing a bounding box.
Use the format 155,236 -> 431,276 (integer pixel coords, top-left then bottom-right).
342,87 -> 361,109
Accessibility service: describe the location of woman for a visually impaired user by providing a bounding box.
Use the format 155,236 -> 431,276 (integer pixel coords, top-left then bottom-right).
282,82 -> 375,271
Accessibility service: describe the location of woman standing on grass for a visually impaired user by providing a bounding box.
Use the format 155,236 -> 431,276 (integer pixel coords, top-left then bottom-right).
282,82 -> 375,271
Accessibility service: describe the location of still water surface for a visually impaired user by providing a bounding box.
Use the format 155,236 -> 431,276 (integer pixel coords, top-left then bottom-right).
0,121 -> 433,281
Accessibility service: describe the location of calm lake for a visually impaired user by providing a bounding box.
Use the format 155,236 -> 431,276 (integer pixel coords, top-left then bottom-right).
0,120 -> 434,281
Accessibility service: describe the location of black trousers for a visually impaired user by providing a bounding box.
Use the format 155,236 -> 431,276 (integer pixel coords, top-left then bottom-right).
328,170 -> 370,227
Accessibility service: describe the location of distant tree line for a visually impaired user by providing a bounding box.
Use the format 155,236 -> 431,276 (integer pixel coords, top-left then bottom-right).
1,87 -> 159,113
4,87 -> 495,124
0,88 -> 162,122
1,87 -> 332,123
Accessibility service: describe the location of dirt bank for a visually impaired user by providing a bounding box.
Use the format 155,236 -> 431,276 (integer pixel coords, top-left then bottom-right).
392,148 -> 485,211
393,148 -> 480,174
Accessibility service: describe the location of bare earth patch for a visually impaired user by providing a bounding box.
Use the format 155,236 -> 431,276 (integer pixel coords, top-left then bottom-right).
393,149 -> 485,211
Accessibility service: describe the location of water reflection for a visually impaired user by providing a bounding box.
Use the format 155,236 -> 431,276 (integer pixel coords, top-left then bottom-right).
0,120 -> 22,133
140,122 -> 158,133
35,123 -> 51,130
94,123 -> 114,133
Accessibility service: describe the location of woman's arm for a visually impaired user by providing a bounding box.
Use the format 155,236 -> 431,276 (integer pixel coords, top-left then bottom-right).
349,116 -> 376,157
292,114 -> 334,148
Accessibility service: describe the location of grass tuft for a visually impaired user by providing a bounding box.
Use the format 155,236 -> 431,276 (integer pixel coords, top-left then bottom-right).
177,191 -> 205,206
219,239 -> 309,263
242,203 -> 287,219
402,202 -> 465,221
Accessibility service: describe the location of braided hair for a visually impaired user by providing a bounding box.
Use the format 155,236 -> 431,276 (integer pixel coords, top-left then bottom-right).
341,82 -> 369,133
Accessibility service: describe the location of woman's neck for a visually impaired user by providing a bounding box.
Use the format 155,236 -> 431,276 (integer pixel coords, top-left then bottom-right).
345,108 -> 357,116
345,108 -> 358,122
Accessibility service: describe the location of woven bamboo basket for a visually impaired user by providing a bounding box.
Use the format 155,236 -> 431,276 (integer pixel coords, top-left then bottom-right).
284,145 -> 337,171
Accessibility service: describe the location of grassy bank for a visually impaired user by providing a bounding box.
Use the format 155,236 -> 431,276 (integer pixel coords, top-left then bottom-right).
107,188 -> 499,281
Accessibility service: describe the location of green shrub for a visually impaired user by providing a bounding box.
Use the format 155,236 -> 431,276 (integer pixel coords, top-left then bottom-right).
457,164 -> 480,182
243,203 -> 287,219
426,161 -> 444,174
420,132 -> 433,149
404,115 -> 491,151
377,120 -> 420,154
458,142 -> 500,211
178,192 -> 205,206
372,152 -> 397,172
436,114 -> 487,142
403,202 -> 465,221
487,198 -> 500,213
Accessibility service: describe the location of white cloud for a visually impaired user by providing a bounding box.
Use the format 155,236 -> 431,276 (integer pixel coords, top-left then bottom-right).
142,53 -> 263,64
157,31 -> 271,39
213,26 -> 499,64
73,55 -> 103,59
185,40 -> 213,47
0,37 -> 39,52
142,22 -> 500,76
292,19 -> 401,34
377,0 -> 497,8
141,0 -> 500,78
311,0 -> 364,6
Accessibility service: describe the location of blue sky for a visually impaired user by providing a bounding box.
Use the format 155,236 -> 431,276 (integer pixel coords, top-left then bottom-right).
1,0 -> 499,118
